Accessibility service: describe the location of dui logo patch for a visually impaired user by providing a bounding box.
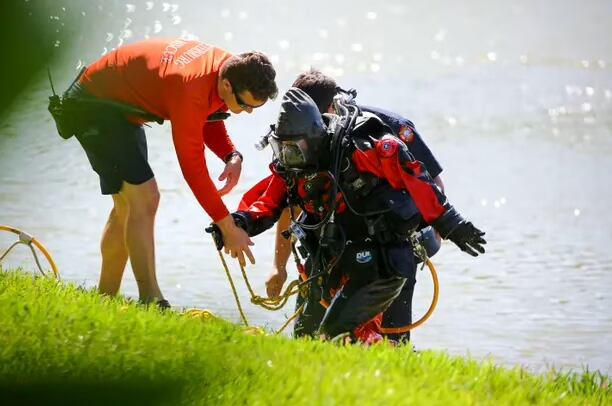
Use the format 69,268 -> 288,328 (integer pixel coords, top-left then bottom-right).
398,125 -> 415,143
356,250 -> 373,264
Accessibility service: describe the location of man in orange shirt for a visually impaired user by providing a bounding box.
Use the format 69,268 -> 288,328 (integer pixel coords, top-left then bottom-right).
54,38 -> 278,307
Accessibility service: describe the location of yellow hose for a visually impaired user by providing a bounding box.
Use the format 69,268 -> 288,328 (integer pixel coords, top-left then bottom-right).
379,258 -> 439,334
0,225 -> 60,278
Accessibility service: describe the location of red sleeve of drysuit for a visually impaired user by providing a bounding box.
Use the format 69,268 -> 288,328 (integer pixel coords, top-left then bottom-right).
241,172 -> 288,221
351,134 -> 447,223
238,174 -> 274,211
202,120 -> 235,161
170,102 -> 229,222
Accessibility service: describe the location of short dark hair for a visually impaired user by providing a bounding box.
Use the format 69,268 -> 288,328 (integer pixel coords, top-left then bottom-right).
221,52 -> 278,100
292,69 -> 337,114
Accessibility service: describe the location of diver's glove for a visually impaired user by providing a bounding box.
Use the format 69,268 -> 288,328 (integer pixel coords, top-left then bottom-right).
204,213 -> 250,251
433,206 -> 487,257
205,224 -> 224,251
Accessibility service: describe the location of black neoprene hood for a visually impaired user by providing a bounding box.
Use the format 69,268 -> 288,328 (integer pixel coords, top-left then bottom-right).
274,87 -> 325,141
271,87 -> 329,169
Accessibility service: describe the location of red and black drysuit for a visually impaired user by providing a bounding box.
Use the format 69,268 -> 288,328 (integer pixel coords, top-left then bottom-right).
235,114 -> 450,340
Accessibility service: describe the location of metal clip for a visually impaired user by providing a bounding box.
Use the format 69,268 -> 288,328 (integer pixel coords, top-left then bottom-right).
410,231 -> 429,271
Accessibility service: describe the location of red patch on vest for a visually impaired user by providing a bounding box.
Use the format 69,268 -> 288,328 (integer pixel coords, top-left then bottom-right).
377,138 -> 398,158
398,125 -> 415,143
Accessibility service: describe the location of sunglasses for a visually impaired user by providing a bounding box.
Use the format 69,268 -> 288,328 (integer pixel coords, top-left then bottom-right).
231,83 -> 262,110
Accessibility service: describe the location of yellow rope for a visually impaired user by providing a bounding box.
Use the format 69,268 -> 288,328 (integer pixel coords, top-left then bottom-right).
183,308 -> 217,320
211,233 -> 304,334
215,248 -> 249,326
275,302 -> 305,335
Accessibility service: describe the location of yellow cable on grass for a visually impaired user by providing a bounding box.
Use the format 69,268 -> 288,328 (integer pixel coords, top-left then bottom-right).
0,225 -> 60,278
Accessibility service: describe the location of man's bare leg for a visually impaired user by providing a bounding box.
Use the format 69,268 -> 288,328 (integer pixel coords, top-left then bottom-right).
98,194 -> 129,295
119,178 -> 164,303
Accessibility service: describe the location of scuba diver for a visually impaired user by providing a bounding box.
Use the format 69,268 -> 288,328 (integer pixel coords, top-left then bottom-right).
240,69 -> 447,343
212,87 -> 486,342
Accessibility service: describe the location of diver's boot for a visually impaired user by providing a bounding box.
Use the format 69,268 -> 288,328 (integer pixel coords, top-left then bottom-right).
319,276 -> 405,338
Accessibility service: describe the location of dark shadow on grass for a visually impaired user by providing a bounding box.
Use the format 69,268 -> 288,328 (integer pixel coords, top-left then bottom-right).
0,377 -> 185,406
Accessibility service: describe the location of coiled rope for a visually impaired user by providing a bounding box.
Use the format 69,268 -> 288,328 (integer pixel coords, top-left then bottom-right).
212,237 -> 305,335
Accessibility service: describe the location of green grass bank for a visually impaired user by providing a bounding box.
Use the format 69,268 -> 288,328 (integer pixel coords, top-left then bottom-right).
0,269 -> 610,405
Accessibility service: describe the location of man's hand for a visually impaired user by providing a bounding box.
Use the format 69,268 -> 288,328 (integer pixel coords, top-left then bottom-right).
216,215 -> 255,267
265,267 -> 288,298
217,154 -> 242,196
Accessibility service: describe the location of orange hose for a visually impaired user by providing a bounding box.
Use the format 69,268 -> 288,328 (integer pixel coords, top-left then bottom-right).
0,225 -> 60,278
379,258 -> 439,334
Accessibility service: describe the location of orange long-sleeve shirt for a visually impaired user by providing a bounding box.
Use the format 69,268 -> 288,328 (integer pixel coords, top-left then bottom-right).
80,38 -> 236,221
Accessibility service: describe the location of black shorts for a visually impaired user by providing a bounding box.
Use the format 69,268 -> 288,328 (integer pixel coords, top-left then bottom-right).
70,88 -> 154,195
